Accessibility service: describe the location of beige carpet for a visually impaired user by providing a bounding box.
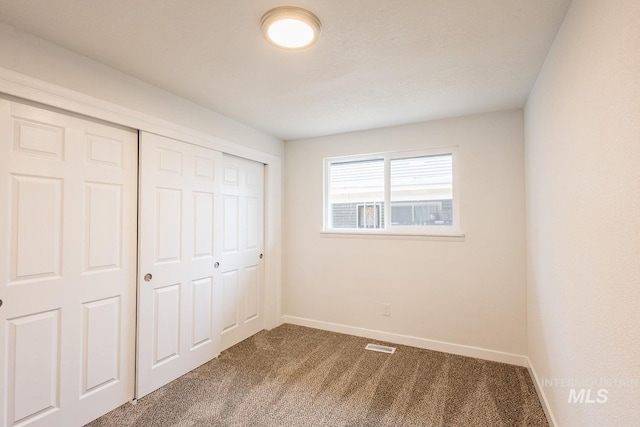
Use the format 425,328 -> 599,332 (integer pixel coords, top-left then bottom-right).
87,324 -> 548,426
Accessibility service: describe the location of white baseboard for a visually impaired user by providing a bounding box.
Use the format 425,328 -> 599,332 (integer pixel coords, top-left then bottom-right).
526,358 -> 558,427
280,315 -> 528,367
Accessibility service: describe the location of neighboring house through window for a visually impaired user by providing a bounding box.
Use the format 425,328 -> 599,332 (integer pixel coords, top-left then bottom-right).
324,148 -> 459,235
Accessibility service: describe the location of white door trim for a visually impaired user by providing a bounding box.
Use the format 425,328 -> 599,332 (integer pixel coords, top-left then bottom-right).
0,66 -> 282,331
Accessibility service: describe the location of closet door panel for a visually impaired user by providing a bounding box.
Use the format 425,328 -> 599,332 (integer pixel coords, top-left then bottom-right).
220,154 -> 265,351
136,132 -> 222,399
0,100 -> 138,427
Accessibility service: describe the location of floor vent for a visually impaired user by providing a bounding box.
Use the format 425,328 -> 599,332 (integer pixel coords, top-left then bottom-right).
365,343 -> 396,354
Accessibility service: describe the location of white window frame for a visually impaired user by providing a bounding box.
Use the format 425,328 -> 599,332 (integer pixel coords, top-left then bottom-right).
323,147 -> 462,237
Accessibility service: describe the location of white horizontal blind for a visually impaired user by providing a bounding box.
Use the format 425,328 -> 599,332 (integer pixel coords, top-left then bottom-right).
390,154 -> 453,226
328,159 -> 384,229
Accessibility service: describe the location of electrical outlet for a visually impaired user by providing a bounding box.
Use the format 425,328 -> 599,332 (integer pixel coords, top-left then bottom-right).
382,303 -> 391,316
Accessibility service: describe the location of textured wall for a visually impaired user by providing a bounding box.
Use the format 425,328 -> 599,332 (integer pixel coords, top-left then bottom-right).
285,110 -> 527,356
525,0 -> 640,425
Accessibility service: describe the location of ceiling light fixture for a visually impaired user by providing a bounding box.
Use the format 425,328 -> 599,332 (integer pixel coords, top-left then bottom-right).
260,6 -> 321,50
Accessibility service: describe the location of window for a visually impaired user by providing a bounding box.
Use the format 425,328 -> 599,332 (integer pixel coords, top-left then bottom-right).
390,154 -> 453,226
324,148 -> 459,235
328,159 -> 384,229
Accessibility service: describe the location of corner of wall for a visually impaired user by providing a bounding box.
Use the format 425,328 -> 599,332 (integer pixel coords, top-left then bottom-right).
526,358 -> 558,427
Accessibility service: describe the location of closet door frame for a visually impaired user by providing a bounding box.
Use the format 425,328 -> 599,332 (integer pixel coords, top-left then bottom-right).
0,71 -> 283,423
0,70 -> 283,335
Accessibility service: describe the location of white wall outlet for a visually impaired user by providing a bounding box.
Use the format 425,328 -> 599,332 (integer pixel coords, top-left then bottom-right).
382,303 -> 391,316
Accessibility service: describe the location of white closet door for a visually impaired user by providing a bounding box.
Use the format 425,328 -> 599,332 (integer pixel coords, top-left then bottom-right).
136,132 -> 222,398
0,100 -> 138,427
220,154 -> 265,351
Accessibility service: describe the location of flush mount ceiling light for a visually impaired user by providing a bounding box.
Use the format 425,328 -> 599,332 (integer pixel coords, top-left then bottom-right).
260,6 -> 321,50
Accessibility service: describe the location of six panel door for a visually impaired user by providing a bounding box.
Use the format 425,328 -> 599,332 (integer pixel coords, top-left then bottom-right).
136,132 -> 224,398
220,154 -> 265,351
0,100 -> 138,427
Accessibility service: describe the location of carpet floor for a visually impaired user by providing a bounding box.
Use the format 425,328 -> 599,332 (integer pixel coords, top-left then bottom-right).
87,324 -> 548,426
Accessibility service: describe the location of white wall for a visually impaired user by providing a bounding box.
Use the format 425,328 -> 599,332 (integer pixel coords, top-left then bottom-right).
0,22 -> 283,157
284,110 -> 527,359
525,0 -> 640,425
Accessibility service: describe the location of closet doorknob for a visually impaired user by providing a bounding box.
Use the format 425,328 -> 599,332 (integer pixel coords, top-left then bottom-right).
214,262 -> 220,269
144,273 -> 153,282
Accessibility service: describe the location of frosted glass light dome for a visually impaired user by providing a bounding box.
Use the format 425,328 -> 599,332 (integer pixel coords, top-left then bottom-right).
261,7 -> 321,50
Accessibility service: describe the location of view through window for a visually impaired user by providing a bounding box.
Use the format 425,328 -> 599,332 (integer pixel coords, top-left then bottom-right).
326,150 -> 455,233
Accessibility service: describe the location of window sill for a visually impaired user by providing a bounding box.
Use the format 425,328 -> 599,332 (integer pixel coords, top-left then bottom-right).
320,230 -> 465,242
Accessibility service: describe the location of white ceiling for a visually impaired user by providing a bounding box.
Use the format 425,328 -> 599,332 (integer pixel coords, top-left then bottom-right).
0,0 -> 572,141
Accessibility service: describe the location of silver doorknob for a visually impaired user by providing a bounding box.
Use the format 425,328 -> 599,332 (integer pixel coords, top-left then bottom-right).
144,273 -> 153,282
214,262 -> 220,269
259,253 -> 264,259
